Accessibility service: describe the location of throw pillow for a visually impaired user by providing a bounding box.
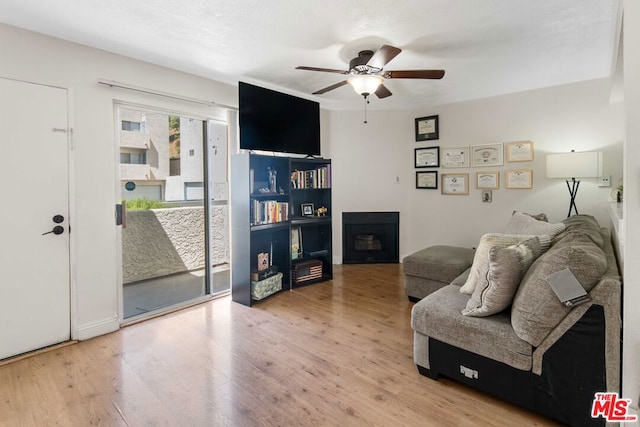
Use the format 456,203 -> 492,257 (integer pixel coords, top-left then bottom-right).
511,243 -> 607,346
460,233 -> 552,295
518,211 -> 548,222
504,211 -> 565,237
462,237 -> 543,317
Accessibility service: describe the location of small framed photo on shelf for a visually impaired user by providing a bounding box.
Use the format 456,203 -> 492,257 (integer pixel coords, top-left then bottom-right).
301,203 -> 315,216
415,115 -> 439,141
441,146 -> 470,168
415,146 -> 440,168
506,141 -> 534,162
471,143 -> 504,167
441,173 -> 469,195
506,169 -> 533,189
476,171 -> 500,189
257,252 -> 269,271
416,171 -> 438,189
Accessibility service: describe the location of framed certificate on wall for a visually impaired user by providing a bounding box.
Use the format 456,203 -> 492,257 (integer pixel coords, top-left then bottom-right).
506,169 -> 533,189
476,171 -> 499,189
415,146 -> 440,168
441,146 -> 470,168
415,115 -> 439,141
471,143 -> 504,167
416,171 -> 438,189
506,141 -> 534,162
441,173 -> 469,195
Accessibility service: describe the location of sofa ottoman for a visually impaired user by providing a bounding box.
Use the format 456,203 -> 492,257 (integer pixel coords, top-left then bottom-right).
403,245 -> 475,301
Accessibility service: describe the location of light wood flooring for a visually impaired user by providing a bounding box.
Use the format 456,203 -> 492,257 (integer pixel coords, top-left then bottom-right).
0,264 -> 561,426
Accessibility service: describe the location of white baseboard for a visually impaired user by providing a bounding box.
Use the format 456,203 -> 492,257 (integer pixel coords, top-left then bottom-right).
74,316 -> 119,341
333,255 -> 342,265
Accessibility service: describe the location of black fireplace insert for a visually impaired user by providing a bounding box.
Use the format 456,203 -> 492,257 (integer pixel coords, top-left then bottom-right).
342,212 -> 399,264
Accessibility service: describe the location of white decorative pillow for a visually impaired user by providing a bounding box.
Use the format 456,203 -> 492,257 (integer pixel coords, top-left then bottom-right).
504,210 -> 565,237
460,233 -> 551,295
462,237 -> 544,317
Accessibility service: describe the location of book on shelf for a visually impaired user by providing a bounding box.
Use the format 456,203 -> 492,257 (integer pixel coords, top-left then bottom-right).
290,165 -> 331,189
251,200 -> 289,225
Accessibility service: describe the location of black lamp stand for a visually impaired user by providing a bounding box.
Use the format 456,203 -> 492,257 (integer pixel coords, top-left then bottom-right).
565,178 -> 581,217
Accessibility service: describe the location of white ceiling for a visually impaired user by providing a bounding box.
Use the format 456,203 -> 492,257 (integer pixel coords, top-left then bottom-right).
0,0 -> 621,110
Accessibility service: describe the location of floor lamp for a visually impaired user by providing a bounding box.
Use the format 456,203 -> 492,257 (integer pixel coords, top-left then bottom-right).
546,151 -> 601,217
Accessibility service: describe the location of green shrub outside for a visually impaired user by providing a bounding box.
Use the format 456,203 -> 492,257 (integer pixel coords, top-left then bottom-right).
125,198 -> 166,210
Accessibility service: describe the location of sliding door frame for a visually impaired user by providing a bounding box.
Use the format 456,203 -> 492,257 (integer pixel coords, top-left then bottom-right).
114,100 -> 229,323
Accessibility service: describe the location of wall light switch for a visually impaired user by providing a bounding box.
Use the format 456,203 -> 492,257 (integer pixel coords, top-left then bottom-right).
598,175 -> 611,187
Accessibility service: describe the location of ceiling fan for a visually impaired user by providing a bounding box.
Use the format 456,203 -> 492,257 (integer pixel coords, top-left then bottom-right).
296,44 -> 445,99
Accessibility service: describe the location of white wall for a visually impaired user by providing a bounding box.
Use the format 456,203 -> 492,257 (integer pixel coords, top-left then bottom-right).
329,79 -> 624,262
623,0 -> 640,415
0,23 -> 236,339
328,109 -> 413,263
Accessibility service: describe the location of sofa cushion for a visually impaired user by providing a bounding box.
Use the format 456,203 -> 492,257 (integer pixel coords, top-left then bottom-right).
451,268 -> 471,287
403,245 -> 475,283
460,234 -> 551,295
504,210 -> 566,236
511,243 -> 608,346
412,285 -> 532,370
462,237 -> 543,317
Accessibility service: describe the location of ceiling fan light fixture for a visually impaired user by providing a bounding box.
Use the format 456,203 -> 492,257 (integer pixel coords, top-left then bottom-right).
348,75 -> 383,96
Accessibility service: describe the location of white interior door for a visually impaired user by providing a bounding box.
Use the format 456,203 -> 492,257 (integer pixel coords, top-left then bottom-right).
0,78 -> 70,360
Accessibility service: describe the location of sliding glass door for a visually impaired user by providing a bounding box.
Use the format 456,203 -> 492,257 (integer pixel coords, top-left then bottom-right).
118,106 -> 230,319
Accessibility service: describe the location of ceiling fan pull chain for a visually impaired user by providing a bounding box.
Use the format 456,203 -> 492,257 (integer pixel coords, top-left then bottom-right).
363,95 -> 368,124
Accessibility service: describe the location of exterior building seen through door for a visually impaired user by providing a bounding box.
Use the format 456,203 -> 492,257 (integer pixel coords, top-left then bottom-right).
118,107 -> 230,319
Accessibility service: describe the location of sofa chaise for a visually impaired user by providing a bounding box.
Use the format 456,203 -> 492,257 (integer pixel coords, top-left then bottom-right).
408,213 -> 621,427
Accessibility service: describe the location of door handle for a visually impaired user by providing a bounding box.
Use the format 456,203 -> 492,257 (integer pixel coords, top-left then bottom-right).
53,215 -> 64,224
42,226 -> 64,236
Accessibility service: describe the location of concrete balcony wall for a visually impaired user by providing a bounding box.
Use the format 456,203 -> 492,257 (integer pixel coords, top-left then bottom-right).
120,163 -> 151,181
122,206 -> 229,283
120,131 -> 150,149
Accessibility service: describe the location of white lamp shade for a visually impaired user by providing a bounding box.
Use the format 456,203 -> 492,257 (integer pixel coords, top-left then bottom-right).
546,151 -> 602,178
347,75 -> 383,95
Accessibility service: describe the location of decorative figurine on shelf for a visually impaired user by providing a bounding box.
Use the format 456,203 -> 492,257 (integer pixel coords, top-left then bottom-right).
316,206 -> 328,216
268,167 -> 277,193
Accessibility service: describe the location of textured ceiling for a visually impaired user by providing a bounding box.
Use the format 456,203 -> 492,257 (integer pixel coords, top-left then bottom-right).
0,0 -> 621,110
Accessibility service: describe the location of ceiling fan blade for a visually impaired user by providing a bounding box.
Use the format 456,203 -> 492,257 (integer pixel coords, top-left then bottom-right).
367,45 -> 402,70
375,84 -> 392,99
296,66 -> 349,74
384,70 -> 445,79
312,80 -> 349,95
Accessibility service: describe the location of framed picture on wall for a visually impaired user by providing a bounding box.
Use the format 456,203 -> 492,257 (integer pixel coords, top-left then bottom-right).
476,171 -> 500,189
415,115 -> 439,141
471,143 -> 504,167
441,146 -> 470,168
415,146 -> 440,168
506,141 -> 534,162
441,173 -> 469,195
416,171 -> 438,189
506,169 -> 533,189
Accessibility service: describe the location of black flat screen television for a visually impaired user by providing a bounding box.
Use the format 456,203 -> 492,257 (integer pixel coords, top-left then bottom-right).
239,82 -> 321,156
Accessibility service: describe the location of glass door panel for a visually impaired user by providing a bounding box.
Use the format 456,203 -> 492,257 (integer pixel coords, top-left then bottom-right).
119,107 -> 210,319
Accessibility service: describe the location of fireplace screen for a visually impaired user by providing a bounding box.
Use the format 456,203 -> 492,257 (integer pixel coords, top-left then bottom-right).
342,212 -> 399,264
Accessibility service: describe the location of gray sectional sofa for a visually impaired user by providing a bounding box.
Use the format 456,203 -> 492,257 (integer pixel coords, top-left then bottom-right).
408,214 -> 621,427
